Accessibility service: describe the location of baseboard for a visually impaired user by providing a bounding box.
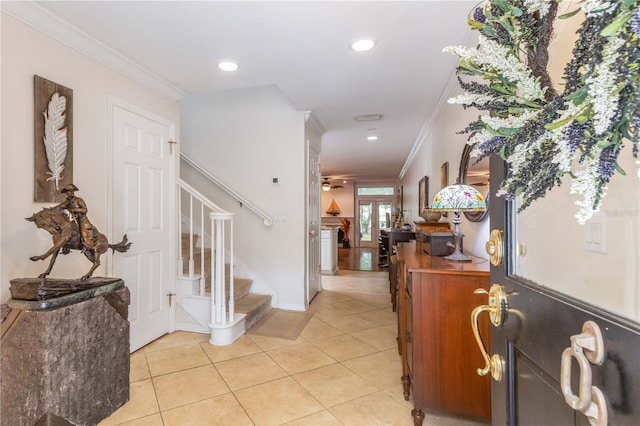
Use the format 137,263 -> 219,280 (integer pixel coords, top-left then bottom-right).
276,302 -> 306,311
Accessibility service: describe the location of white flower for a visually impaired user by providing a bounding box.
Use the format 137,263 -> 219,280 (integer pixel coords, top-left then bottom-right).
585,36 -> 624,135
524,0 -> 552,17
468,129 -> 494,146
481,109 -> 539,131
570,148 -> 606,224
444,36 -> 545,103
447,92 -> 494,107
551,101 -> 582,174
582,0 -> 618,17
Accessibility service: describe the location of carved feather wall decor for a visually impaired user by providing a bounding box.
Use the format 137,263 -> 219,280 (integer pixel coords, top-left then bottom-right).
43,93 -> 67,191
34,75 -> 73,202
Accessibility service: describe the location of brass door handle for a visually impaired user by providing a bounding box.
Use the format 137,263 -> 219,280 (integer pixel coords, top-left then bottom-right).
485,229 -> 504,266
471,284 -> 508,381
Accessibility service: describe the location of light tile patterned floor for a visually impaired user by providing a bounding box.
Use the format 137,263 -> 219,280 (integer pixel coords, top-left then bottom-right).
99,270 -> 489,425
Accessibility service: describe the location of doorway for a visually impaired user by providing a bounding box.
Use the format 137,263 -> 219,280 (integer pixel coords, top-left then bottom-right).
357,199 -> 392,248
110,98 -> 175,352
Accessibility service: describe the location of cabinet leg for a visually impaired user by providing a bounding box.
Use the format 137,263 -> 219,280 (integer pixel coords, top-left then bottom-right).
401,375 -> 411,400
411,408 -> 425,426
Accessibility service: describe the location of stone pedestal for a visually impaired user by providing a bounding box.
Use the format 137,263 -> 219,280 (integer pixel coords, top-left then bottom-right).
1,279 -> 130,426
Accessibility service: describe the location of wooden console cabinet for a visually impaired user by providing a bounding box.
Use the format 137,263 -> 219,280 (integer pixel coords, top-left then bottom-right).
396,241 -> 491,424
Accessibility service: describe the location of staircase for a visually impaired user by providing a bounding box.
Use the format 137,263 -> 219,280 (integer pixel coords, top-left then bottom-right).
174,180 -> 273,345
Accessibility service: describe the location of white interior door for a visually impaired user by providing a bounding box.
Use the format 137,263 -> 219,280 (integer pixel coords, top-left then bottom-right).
307,145 -> 321,304
110,99 -> 175,351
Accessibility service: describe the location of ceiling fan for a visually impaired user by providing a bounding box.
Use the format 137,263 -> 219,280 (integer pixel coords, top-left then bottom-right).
321,177 -> 344,191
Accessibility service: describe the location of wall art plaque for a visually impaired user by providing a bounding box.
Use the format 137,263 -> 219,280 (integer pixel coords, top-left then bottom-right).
34,75 -> 73,202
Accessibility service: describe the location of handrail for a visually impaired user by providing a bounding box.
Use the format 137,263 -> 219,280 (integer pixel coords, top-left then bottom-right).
177,179 -> 224,213
180,153 -> 273,227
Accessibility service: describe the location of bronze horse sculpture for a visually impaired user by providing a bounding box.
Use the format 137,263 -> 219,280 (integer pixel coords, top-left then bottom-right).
26,204 -> 131,280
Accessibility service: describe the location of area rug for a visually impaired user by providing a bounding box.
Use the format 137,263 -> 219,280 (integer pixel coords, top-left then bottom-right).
247,309 -> 313,340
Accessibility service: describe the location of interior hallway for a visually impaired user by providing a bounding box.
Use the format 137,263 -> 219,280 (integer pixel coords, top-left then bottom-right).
99,271 -> 487,425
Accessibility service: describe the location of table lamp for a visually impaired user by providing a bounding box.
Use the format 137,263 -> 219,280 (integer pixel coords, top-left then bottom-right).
431,184 -> 487,261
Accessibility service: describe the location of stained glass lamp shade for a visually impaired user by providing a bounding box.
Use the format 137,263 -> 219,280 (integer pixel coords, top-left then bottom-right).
431,184 -> 487,261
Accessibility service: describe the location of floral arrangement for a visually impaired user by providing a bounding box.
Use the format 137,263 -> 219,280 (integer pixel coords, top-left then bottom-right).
444,0 -> 640,223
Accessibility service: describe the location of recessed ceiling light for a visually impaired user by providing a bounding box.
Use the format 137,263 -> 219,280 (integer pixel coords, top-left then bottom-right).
350,38 -> 376,52
218,60 -> 238,72
367,135 -> 379,141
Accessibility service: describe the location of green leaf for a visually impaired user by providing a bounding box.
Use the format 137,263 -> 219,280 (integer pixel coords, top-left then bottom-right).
558,8 -> 581,19
615,162 -> 626,176
497,127 -> 520,135
566,86 -> 589,106
545,116 -> 573,130
601,12 -> 632,37
482,26 -> 497,37
596,139 -> 612,148
493,0 -> 509,12
511,7 -> 523,17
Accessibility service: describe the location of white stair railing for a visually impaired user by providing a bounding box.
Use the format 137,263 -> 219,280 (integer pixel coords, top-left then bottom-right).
177,179 -> 239,330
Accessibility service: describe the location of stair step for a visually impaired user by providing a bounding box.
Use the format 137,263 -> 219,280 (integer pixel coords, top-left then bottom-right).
179,233 -> 270,334
235,294 -> 272,330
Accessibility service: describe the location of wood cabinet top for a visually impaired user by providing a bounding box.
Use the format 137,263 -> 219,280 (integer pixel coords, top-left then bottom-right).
396,240 -> 489,276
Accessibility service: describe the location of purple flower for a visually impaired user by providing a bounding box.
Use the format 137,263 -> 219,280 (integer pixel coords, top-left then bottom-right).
631,7 -> 640,37
565,120 -> 591,153
473,7 -> 486,24
478,136 -> 506,154
597,145 -> 618,180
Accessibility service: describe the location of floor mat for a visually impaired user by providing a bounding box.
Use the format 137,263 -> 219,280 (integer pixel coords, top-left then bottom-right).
246,309 -> 313,340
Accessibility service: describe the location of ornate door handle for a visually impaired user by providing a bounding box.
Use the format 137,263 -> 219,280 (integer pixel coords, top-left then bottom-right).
560,321 -> 607,426
471,284 -> 508,381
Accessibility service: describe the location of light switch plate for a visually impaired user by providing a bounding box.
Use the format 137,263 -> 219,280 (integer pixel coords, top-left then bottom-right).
585,213 -> 607,254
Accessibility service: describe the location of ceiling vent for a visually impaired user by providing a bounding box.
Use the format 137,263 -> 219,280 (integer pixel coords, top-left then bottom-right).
354,114 -> 383,122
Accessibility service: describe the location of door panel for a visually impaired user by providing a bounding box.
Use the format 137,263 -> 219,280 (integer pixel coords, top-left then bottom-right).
358,201 -> 375,247
358,199 -> 392,248
486,157 -> 640,425
111,101 -> 174,352
307,145 -> 321,304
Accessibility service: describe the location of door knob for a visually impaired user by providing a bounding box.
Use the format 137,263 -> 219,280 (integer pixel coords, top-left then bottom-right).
471,284 -> 508,381
485,229 -> 504,266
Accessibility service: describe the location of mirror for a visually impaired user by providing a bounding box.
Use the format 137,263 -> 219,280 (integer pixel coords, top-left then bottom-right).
457,142 -> 489,222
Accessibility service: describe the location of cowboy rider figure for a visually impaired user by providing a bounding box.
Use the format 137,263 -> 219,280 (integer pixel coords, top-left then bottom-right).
57,183 -> 95,252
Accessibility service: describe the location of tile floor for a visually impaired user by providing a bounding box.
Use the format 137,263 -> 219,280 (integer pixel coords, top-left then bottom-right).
99,271 -> 488,426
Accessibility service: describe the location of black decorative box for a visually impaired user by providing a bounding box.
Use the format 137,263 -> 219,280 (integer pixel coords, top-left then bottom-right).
422,230 -> 455,256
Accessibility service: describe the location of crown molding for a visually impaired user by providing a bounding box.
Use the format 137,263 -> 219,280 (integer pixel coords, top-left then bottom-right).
1,1 -> 185,102
304,111 -> 326,136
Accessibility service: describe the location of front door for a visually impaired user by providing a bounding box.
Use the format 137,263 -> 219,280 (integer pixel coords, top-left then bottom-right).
110,99 -> 175,352
357,199 -> 392,248
475,157 -> 640,425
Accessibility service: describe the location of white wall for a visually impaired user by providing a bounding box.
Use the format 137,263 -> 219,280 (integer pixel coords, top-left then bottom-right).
180,85 -> 307,310
321,182 -> 354,218
400,76 -> 489,259
0,13 -> 180,302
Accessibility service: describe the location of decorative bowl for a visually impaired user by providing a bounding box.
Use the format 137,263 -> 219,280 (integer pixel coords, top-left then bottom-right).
421,208 -> 442,223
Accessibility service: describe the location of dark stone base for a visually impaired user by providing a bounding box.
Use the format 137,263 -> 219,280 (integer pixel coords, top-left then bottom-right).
1,282 -> 130,426
10,277 -> 122,301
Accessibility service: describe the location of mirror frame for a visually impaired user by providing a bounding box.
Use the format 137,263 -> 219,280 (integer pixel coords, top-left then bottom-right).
458,143 -> 490,222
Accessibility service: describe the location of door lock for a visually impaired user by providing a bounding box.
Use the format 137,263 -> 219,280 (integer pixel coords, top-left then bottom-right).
485,229 -> 504,266
471,284 -> 508,381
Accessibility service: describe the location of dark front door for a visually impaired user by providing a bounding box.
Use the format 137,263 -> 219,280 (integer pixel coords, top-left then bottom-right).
476,158 -> 640,425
